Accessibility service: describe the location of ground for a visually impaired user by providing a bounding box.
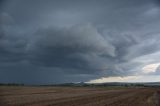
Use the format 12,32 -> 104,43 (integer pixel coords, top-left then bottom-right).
0,86 -> 159,106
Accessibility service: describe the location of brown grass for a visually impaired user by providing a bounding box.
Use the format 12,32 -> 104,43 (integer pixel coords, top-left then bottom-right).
0,86 -> 159,106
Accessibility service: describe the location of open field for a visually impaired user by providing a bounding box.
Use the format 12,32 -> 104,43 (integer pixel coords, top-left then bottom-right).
0,86 -> 160,106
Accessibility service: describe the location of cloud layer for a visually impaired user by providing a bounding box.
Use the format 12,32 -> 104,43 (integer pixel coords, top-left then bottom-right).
0,0 -> 160,84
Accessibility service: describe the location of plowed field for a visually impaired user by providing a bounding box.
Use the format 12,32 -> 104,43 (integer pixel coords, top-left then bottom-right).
0,86 -> 159,106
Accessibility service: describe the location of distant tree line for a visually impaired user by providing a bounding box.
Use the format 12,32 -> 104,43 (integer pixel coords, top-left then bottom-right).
0,83 -> 24,86
0,82 -> 159,87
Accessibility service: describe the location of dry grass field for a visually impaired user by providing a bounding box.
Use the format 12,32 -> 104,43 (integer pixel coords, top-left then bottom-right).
0,86 -> 159,106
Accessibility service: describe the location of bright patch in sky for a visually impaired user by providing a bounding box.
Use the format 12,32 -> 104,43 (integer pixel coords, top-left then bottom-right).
142,63 -> 160,74
87,76 -> 141,83
87,75 -> 160,83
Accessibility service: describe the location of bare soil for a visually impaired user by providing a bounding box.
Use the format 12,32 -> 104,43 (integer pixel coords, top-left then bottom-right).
0,86 -> 159,106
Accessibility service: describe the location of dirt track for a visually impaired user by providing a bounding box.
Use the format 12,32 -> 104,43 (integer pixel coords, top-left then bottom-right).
0,86 -> 159,106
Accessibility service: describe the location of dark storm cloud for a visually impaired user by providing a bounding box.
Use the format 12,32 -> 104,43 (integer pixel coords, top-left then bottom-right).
0,0 -> 160,84
27,24 -> 115,69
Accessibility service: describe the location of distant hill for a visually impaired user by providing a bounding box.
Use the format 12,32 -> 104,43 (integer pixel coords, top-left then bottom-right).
47,82 -> 160,87
1,82 -> 160,87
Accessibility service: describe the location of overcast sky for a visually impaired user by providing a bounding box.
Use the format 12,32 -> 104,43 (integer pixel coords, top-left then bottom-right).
0,0 -> 160,84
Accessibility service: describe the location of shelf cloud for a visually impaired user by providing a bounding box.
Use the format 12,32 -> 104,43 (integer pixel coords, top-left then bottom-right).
0,0 -> 160,84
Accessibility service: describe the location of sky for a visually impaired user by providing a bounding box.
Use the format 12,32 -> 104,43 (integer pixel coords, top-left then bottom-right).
0,0 -> 160,84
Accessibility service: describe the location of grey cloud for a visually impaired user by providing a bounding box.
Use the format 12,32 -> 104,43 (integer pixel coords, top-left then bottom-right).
0,12 -> 14,25
0,0 -> 160,84
27,24 -> 115,72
